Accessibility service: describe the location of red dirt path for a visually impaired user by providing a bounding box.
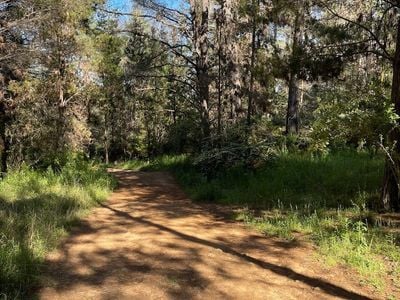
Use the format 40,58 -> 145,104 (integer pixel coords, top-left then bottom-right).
38,170 -> 381,299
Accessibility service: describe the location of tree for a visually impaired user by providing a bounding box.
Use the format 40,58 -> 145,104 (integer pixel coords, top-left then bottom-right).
35,0 -> 99,153
319,0 -> 400,210
190,0 -> 211,140
0,0 -> 36,176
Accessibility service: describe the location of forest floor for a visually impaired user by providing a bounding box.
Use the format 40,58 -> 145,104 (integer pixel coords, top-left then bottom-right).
37,170 -> 387,300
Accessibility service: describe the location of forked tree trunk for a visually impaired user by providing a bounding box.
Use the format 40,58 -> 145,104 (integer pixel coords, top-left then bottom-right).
381,17 -> 400,211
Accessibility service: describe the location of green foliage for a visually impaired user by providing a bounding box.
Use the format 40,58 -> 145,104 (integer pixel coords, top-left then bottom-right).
0,157 -> 115,298
163,116 -> 203,154
3,0 -> 400,294
96,31 -> 125,78
116,154 -> 188,172
119,151 -> 383,209
160,151 -> 382,209
310,78 -> 394,152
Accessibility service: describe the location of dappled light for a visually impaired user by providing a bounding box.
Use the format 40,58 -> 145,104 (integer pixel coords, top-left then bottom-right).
2,0 -> 400,298
39,170 -> 374,299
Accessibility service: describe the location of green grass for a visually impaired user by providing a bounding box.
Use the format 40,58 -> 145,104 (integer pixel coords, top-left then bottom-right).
197,152 -> 382,209
118,151 -> 400,292
0,156 -> 115,298
114,159 -> 150,171
235,208 -> 400,290
124,152 -> 383,209
113,155 -> 188,172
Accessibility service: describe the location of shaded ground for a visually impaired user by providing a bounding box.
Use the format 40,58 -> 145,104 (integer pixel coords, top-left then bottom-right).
38,170 -> 381,299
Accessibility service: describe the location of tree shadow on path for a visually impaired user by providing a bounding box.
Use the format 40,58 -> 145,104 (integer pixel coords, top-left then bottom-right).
102,203 -> 371,300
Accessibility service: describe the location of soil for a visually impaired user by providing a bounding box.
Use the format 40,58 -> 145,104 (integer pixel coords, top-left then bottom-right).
38,170 -> 384,299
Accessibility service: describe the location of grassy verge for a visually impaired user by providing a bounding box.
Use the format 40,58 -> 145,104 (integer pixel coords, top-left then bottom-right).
235,208 -> 399,290
116,152 -> 400,291
0,156 -> 115,298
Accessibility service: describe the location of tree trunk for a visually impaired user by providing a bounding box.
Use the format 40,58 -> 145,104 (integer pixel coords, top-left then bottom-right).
0,98 -> 8,177
285,3 -> 302,135
55,52 -> 67,152
247,0 -> 257,127
223,0 -> 242,120
286,72 -> 299,135
105,143 -> 109,165
216,8 -> 223,139
190,0 -> 211,140
104,111 -> 110,164
56,104 -> 66,151
199,71 -> 210,139
381,16 -> 400,211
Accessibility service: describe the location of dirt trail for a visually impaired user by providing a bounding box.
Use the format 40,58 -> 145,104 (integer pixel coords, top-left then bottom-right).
39,170 -> 379,300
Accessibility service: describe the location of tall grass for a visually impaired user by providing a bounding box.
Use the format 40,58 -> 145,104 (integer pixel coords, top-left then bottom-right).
135,152 -> 383,209
0,156 -> 115,298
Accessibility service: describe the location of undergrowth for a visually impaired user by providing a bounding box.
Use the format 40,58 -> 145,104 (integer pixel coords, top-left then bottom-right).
117,151 -> 400,292
0,155 -> 115,299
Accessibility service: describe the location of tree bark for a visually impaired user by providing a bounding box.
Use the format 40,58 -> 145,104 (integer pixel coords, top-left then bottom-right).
190,0 -> 211,140
104,125 -> 110,165
223,0 -> 242,120
55,48 -> 67,152
381,16 -> 400,211
286,72 -> 299,135
0,97 -> 8,177
216,7 -> 223,139
285,3 -> 302,135
247,0 -> 257,127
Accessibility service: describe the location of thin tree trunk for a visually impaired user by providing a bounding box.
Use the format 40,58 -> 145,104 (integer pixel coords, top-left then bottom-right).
286,72 -> 299,135
56,104 -> 66,150
0,98 -> 8,177
172,96 -> 177,125
285,4 -> 302,135
190,0 -> 211,140
223,0 -> 242,121
55,47 -> 66,151
247,0 -> 257,127
381,16 -> 400,211
217,10 -> 222,139
104,113 -> 110,164
147,126 -> 151,159
105,144 -> 109,164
